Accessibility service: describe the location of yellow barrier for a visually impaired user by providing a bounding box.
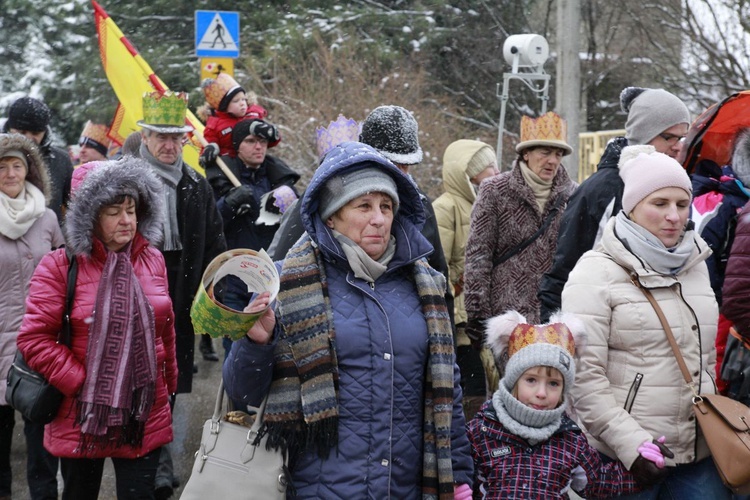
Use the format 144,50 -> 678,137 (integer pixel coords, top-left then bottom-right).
578,129 -> 625,183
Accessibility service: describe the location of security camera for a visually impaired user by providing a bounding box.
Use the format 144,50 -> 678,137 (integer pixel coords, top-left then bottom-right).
503,34 -> 549,71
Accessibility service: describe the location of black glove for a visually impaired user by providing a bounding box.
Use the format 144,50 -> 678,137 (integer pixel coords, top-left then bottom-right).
630,455 -> 668,489
200,142 -> 220,167
652,438 -> 674,460
248,120 -> 280,144
466,318 -> 486,351
224,185 -> 259,219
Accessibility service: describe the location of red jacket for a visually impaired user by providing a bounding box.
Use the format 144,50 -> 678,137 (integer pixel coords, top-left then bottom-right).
203,105 -> 268,157
17,233 -> 178,459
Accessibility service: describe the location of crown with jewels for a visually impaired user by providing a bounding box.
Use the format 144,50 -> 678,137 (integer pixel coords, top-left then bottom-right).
316,115 -> 360,158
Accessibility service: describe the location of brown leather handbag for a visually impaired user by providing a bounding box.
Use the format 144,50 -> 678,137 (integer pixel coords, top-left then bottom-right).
632,276 -> 750,494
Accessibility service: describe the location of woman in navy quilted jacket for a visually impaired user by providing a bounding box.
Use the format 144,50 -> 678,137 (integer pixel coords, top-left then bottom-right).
223,141 -> 473,499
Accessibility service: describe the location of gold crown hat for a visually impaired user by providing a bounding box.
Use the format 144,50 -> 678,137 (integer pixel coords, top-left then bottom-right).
201,73 -> 245,111
515,111 -> 573,156
316,114 -> 360,158
78,121 -> 112,157
485,310 -> 587,391
137,91 -> 194,134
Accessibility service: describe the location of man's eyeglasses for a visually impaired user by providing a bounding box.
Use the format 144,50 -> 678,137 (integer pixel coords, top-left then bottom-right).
658,133 -> 686,146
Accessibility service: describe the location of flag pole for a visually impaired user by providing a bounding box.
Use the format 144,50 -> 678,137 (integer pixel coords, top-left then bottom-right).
190,128 -> 242,188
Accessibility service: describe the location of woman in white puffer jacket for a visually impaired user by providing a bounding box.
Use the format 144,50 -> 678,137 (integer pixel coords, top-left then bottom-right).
562,145 -> 730,499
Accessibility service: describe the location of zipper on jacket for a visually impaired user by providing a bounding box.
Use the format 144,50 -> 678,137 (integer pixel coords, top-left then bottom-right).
623,373 -> 643,413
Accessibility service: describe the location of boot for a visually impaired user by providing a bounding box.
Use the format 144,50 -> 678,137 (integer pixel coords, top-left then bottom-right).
199,334 -> 219,361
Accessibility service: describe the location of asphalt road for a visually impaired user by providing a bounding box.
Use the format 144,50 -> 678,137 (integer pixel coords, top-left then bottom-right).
9,336 -> 224,500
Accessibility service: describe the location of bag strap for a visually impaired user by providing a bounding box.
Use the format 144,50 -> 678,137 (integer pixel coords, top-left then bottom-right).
627,272 -> 698,395
212,380 -> 268,433
59,247 -> 78,347
492,195 -> 565,268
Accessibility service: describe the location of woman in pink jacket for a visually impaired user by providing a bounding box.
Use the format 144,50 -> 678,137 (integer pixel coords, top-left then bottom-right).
17,158 -> 178,500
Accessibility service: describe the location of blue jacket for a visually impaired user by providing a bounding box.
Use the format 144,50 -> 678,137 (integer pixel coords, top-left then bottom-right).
691,160 -> 750,304
224,142 -> 473,498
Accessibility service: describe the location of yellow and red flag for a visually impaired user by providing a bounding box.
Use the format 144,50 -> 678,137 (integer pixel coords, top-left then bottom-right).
93,0 -> 205,174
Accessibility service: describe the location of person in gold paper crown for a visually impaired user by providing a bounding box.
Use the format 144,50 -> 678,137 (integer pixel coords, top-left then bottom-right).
464,112 -> 576,357
77,120 -> 112,164
137,90 -> 226,498
467,310 -> 671,498
198,72 -> 270,165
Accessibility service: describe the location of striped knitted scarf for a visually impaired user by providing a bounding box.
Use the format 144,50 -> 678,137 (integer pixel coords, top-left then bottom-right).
263,234 -> 456,499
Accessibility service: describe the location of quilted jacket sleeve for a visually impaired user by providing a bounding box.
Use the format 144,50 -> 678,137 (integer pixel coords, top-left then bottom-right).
17,250 -> 86,398
222,334 -> 277,409
450,356 -> 474,486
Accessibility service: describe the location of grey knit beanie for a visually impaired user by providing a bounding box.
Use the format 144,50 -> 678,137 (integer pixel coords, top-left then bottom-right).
620,87 -> 690,145
318,165 -> 400,220
465,144 -> 497,179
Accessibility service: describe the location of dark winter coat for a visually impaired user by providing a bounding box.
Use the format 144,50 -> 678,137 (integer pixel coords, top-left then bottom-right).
537,136 -> 627,322
165,164 -> 226,393
691,161 -> 750,304
464,160 -> 574,324
723,204 -> 750,335
468,401 -> 640,499
223,142 -> 472,498
206,153 -> 299,252
17,160 -> 178,458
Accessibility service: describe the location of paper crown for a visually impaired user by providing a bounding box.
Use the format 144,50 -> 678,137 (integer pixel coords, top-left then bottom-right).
78,121 -> 111,156
515,111 -> 572,156
137,91 -> 193,134
485,310 -> 586,359
202,73 -> 244,111
316,114 -> 360,158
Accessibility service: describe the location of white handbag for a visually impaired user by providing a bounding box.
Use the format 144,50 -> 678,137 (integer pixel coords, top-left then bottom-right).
180,381 -> 287,499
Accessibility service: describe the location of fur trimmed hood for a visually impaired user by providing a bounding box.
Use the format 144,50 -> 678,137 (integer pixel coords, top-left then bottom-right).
0,133 -> 50,201
64,158 -> 165,256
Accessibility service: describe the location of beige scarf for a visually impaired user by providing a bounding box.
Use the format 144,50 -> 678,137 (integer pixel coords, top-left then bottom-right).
519,161 -> 553,212
0,182 -> 46,240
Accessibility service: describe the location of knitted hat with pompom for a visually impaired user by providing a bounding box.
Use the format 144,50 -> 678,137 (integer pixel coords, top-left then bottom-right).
618,144 -> 692,214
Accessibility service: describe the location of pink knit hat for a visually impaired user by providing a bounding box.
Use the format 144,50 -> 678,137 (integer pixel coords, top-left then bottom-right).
618,145 -> 692,214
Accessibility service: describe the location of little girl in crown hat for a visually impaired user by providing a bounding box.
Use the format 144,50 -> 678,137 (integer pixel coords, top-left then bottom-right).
466,310 -> 671,498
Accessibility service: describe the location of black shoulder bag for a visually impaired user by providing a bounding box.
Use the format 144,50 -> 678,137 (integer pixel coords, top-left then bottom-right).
6,249 -> 78,424
492,195 -> 565,268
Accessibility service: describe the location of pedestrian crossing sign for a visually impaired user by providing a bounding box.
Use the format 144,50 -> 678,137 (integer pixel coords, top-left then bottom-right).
195,11 -> 240,58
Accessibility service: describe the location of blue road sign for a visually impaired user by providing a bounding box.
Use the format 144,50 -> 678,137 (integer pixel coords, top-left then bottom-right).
195,11 -> 240,58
